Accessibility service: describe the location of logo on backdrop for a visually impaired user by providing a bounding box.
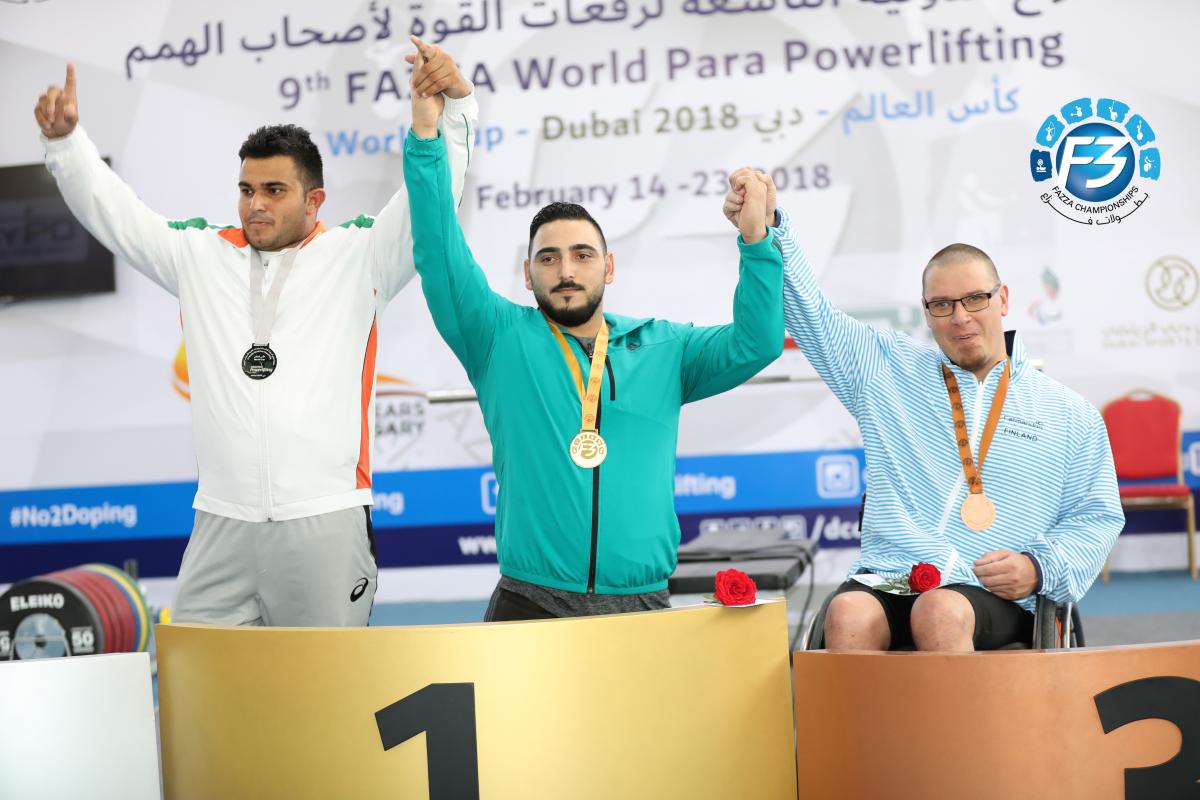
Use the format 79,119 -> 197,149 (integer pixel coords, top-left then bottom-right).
1145,257 -> 1198,312
1027,267 -> 1064,326
374,375 -> 428,468
815,454 -> 861,500
480,472 -> 499,515
172,342 -> 190,400
1029,97 -> 1161,226
694,513 -> 861,547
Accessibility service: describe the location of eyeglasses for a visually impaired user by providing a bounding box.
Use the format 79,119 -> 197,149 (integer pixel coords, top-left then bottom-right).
923,284 -> 1001,317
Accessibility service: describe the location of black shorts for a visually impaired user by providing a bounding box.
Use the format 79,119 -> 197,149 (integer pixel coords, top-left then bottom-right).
830,580 -> 1034,650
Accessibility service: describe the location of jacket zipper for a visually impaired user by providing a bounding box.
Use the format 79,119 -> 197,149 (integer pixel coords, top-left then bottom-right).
586,355 -> 618,594
253,255 -> 277,521
256,378 -> 275,521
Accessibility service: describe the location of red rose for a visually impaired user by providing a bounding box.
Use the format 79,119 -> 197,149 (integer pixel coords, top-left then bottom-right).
908,562 -> 941,593
713,569 -> 757,606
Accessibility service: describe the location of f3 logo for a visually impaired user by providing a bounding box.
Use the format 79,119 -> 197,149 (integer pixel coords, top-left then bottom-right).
1029,97 -> 1161,226
1056,122 -> 1136,203
1058,127 -> 1133,199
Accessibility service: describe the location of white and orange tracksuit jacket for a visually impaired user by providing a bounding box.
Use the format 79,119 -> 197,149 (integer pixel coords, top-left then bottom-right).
43,95 -> 478,522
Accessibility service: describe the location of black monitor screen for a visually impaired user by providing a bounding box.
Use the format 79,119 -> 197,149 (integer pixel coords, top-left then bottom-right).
0,159 -> 116,299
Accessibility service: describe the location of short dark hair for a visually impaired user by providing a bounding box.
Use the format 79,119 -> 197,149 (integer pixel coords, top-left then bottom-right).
528,202 -> 607,256
238,124 -> 324,191
922,243 -> 1000,294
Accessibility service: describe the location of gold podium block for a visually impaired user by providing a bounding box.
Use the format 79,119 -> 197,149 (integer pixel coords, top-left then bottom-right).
158,602 -> 797,799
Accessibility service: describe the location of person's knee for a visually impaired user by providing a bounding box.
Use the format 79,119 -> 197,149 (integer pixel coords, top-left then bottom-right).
823,591 -> 889,649
910,589 -> 974,649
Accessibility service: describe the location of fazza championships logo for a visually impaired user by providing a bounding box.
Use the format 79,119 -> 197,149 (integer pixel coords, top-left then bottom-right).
1029,97 -> 1161,226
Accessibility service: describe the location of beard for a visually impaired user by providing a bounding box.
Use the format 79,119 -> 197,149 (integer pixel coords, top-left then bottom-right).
947,345 -> 1005,377
534,281 -> 604,328
243,214 -> 308,251
951,352 -> 990,374
936,329 -> 997,376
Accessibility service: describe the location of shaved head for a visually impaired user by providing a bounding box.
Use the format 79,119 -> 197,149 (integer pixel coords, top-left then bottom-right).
922,243 -> 1000,296
921,243 -> 1010,381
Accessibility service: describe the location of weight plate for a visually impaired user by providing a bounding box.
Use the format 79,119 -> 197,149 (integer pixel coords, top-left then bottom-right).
0,577 -> 103,658
13,613 -> 68,659
83,563 -> 149,653
51,569 -> 124,654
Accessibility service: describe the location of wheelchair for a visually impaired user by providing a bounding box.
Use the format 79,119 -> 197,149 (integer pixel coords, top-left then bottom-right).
798,586 -> 1083,651
798,493 -> 1084,651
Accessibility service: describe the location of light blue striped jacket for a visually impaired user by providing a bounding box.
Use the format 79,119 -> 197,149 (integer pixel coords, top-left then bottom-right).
774,208 -> 1124,608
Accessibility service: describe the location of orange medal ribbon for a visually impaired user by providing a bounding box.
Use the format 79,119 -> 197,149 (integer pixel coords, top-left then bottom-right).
941,360 -> 1010,531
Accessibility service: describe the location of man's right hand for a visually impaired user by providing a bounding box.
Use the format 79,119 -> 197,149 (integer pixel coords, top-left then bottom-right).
35,64 -> 79,140
408,37 -> 444,139
722,167 -> 777,233
735,172 -> 768,244
405,37 -> 471,100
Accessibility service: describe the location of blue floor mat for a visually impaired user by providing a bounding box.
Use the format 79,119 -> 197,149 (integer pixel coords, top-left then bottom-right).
369,599 -> 489,626
1078,570 -> 1200,616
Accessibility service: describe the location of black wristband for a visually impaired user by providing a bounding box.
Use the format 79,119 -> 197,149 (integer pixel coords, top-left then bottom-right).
1021,551 -> 1044,594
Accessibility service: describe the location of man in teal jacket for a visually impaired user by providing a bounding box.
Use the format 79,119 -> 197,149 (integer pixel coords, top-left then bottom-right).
405,45 -> 784,620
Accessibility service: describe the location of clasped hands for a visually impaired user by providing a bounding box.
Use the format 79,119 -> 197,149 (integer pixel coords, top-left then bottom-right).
721,167 -> 774,244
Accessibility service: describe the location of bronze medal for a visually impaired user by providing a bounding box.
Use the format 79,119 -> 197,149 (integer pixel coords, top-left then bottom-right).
960,492 -> 997,531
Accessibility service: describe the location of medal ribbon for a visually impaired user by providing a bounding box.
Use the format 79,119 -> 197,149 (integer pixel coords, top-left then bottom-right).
941,360 -> 1010,497
249,248 -> 301,346
546,316 -> 608,433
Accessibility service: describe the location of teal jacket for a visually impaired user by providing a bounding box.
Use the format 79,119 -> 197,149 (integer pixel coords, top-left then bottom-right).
404,132 -> 784,594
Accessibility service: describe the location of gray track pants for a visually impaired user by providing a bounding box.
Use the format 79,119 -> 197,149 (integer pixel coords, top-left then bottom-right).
172,506 -> 377,626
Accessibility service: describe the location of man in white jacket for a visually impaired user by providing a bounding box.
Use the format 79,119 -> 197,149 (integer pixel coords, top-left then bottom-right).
33,41 -> 479,626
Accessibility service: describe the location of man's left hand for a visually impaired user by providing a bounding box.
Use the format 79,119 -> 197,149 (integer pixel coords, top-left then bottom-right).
973,550 -> 1038,601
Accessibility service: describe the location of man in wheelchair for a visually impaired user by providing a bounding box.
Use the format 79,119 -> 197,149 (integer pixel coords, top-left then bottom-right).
722,171 -> 1124,652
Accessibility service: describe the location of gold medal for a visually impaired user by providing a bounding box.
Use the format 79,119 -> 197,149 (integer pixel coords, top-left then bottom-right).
960,492 -> 997,531
570,430 -> 607,468
547,316 -> 611,469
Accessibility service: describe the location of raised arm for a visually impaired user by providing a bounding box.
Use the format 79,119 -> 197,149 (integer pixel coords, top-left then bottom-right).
37,64 -> 183,295
723,171 -> 898,417
371,40 -> 479,302
680,171 -> 784,403
404,42 -> 518,380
